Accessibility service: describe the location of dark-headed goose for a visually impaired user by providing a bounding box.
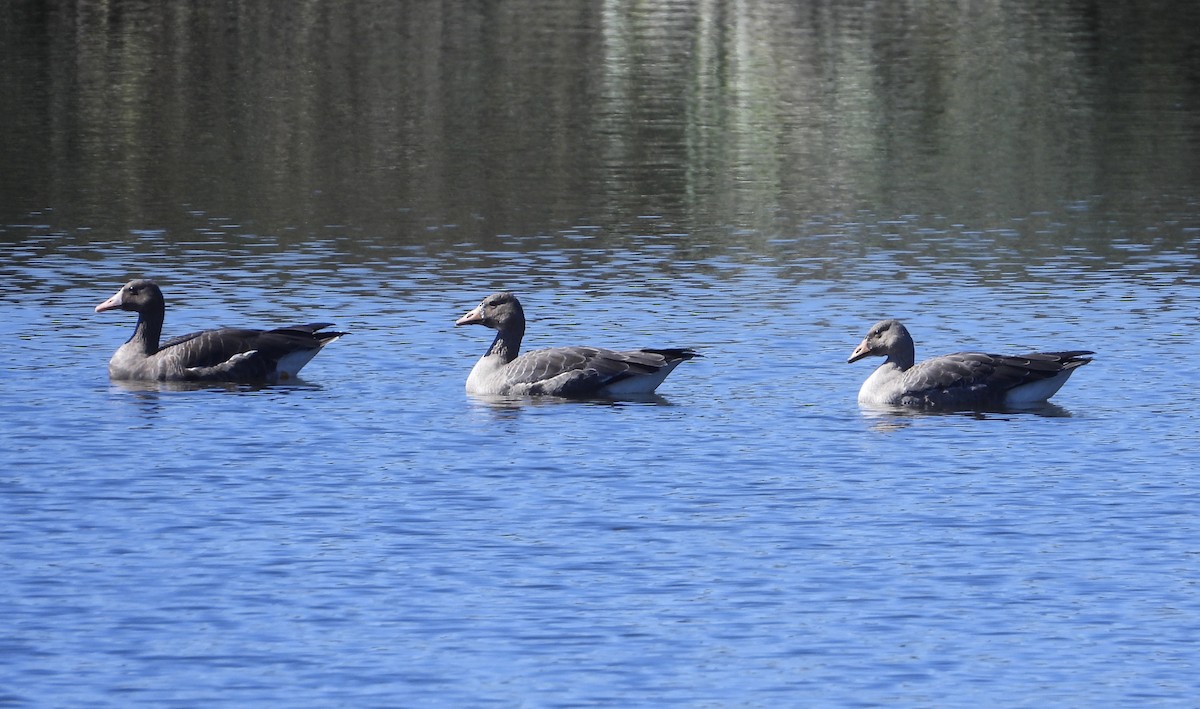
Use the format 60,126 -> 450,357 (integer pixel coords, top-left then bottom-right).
455,292 -> 698,397
848,319 -> 1092,409
95,279 -> 345,382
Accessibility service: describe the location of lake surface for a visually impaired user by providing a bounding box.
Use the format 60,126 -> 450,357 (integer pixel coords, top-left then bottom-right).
3,1 -> 1200,706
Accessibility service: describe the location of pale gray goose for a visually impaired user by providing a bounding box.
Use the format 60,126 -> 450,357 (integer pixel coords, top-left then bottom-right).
848,319 -> 1092,409
455,292 -> 699,397
95,279 -> 345,382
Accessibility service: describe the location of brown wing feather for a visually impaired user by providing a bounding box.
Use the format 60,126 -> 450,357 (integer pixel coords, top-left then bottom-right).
899,351 -> 1093,407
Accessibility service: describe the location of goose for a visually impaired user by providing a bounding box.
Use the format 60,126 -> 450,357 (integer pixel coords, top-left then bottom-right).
848,319 -> 1092,409
94,279 -> 345,382
454,292 -> 698,397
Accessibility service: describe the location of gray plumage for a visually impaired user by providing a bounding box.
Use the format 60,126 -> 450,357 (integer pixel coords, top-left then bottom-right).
848,319 -> 1092,409
95,279 -> 345,382
455,292 -> 698,397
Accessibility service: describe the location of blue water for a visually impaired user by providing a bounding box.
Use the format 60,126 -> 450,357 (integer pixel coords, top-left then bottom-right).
4,208 -> 1200,706
5,1 -> 1200,705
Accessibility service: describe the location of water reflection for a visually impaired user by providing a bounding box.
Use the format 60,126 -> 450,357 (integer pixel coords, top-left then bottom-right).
858,401 -> 1077,430
3,1 -> 1197,242
108,379 -> 325,395
466,392 -> 675,411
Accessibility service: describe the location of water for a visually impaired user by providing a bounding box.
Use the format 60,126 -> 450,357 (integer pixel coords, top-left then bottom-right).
3,1 -> 1200,706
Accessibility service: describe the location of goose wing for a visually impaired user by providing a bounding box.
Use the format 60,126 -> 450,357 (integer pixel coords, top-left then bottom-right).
157,323 -> 344,381
502,346 -> 697,396
899,350 -> 1093,406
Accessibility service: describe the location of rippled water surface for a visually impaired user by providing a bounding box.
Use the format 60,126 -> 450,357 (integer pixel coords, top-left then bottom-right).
4,1 -> 1200,706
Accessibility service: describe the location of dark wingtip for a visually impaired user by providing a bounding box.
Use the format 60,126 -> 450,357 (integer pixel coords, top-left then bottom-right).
1051,350 -> 1095,364
645,347 -> 701,361
273,323 -> 340,334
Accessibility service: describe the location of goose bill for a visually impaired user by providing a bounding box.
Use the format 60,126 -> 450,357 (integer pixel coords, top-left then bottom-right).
95,290 -> 124,313
847,339 -> 872,363
455,305 -> 485,326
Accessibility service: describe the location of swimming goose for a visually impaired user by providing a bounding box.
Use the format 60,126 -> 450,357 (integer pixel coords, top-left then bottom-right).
848,319 -> 1092,409
455,292 -> 699,397
95,279 -> 345,382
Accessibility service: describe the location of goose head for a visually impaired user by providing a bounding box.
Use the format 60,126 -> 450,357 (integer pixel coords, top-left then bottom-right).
455,292 -> 525,332
95,279 -> 165,315
848,319 -> 914,365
